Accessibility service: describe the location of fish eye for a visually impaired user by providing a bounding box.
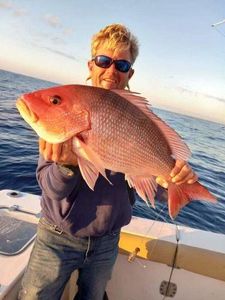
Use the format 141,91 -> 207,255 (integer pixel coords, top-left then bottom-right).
49,95 -> 62,105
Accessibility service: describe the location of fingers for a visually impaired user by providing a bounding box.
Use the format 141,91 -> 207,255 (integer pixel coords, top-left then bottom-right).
172,168 -> 198,185
170,160 -> 198,185
39,138 -> 63,161
156,160 -> 198,188
45,142 -> 54,160
61,139 -> 78,166
169,160 -> 186,177
156,176 -> 168,189
186,175 -> 198,184
39,138 -> 46,155
60,140 -> 71,161
52,143 -> 63,161
39,138 -> 52,160
38,138 -> 78,166
56,139 -> 78,166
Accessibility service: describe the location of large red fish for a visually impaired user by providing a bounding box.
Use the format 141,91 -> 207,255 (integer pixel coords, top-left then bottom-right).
16,85 -> 216,218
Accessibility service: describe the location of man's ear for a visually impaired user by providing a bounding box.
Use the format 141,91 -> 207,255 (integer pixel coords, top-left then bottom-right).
88,60 -> 93,72
128,68 -> 134,80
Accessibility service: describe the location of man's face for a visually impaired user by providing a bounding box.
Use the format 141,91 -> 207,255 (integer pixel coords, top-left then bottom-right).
88,46 -> 134,90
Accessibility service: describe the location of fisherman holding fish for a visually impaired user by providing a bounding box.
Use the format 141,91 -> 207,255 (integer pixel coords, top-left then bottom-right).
18,24 -> 202,300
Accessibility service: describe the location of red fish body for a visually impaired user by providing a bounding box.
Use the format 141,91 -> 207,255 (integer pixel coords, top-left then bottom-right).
16,84 -> 216,218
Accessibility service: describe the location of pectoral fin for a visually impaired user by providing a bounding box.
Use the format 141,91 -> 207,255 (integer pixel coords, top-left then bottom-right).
77,157 -> 99,190
72,136 -> 112,189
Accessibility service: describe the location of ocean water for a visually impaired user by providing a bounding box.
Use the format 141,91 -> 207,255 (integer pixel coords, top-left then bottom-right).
0,69 -> 225,234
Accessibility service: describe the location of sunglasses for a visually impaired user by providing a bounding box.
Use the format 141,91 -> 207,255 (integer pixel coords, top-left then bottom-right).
92,55 -> 132,73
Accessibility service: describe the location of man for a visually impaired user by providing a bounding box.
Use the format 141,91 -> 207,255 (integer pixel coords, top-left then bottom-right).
19,24 -> 197,300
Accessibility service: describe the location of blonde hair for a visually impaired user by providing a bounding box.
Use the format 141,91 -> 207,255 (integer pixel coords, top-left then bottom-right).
91,24 -> 139,64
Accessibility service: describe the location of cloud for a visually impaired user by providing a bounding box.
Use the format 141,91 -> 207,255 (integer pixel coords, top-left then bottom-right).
63,28 -> 74,36
42,15 -> 74,40
176,87 -> 225,104
41,46 -> 78,61
13,8 -> 27,17
0,1 -> 12,9
0,1 -> 27,16
44,14 -> 61,28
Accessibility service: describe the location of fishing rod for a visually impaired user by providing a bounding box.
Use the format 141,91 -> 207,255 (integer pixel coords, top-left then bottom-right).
211,18 -> 225,38
211,19 -> 225,27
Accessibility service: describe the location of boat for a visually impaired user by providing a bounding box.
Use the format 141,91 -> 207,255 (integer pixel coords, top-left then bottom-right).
0,189 -> 225,300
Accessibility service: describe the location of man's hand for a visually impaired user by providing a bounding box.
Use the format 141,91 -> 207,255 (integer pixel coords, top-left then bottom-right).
156,160 -> 198,188
39,138 -> 78,166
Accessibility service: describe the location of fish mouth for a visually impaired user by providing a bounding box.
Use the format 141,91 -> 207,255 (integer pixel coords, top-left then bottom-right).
16,98 -> 39,123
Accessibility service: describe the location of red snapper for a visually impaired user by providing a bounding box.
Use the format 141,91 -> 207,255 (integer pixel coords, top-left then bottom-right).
16,85 -> 216,218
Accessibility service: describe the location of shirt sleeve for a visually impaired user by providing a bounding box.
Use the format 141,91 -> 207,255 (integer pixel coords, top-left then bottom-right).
126,182 -> 136,206
36,155 -> 81,201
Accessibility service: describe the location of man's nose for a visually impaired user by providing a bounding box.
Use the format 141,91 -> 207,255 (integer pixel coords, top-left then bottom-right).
107,62 -> 117,73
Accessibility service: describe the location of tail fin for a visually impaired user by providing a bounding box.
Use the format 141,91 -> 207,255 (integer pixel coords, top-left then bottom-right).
168,181 -> 217,219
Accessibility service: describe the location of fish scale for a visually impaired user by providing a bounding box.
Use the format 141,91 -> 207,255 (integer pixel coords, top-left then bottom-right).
86,94 -> 172,176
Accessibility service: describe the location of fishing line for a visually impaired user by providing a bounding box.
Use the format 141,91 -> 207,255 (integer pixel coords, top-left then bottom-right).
161,222 -> 180,300
139,206 -> 181,269
128,202 -> 168,269
212,26 -> 225,38
141,202 -> 168,239
129,196 -> 182,273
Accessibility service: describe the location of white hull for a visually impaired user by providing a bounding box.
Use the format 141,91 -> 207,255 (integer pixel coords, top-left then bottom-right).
0,189 -> 225,300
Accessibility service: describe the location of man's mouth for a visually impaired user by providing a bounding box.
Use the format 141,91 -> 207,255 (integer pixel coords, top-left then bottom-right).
103,78 -> 117,83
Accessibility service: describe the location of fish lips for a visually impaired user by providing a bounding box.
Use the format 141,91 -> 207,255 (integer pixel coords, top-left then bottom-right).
16,97 -> 39,124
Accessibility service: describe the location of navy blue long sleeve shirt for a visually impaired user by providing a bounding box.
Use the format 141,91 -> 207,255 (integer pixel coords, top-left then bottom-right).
36,155 -> 132,237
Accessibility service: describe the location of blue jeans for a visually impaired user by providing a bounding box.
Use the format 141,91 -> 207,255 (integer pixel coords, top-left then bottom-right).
19,217 -> 120,300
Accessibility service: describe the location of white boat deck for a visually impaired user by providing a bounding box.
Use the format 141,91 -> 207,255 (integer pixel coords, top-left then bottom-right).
0,189 -> 225,300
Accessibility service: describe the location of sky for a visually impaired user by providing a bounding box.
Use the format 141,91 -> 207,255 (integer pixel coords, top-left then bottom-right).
0,0 -> 225,124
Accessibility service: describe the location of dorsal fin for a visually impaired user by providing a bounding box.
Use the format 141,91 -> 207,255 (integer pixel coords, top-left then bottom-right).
112,89 -> 191,161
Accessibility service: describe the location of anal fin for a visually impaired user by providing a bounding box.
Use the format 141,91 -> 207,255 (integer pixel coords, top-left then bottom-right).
125,175 -> 157,207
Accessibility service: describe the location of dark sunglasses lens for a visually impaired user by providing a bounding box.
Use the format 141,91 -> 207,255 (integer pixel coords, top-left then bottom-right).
115,60 -> 131,72
95,56 -> 112,68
